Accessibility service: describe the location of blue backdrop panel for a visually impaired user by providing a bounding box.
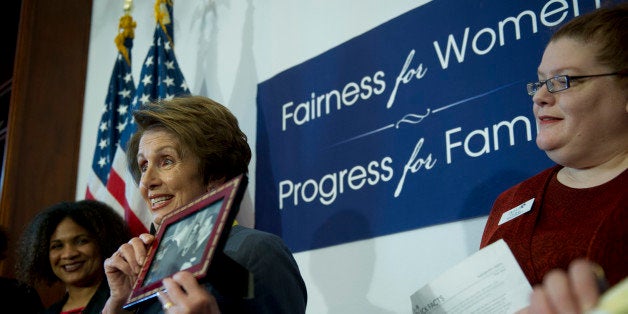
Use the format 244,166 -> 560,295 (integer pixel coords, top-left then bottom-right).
256,0 -> 601,253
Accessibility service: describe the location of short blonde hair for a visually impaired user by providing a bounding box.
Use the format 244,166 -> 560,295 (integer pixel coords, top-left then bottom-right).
126,95 -> 251,185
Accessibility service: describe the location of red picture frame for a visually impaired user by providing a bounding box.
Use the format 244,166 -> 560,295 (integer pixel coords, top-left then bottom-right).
124,174 -> 247,309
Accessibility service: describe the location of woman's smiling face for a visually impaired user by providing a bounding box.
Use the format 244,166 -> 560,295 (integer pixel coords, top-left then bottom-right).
49,218 -> 102,288
532,37 -> 628,168
137,128 -> 210,228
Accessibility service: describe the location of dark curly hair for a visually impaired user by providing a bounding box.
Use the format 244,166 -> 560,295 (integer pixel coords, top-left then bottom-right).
15,200 -> 132,286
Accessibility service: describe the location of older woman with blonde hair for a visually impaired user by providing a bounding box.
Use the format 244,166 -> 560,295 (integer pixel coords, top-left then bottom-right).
102,95 -> 307,313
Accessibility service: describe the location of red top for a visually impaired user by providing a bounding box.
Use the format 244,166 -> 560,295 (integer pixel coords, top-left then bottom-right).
61,307 -> 85,314
481,165 -> 627,286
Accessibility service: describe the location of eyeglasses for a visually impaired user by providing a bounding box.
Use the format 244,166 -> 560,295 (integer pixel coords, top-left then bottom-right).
526,72 -> 624,96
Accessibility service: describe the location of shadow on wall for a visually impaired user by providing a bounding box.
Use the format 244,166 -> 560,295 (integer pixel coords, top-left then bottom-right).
228,0 -> 258,228
188,0 -> 259,228
310,210 -> 395,314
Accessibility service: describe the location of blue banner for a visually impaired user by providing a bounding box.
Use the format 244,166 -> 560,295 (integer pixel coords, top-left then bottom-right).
256,0 -> 602,253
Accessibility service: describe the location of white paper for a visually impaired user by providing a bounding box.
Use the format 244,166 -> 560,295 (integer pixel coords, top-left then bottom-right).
410,239 -> 532,314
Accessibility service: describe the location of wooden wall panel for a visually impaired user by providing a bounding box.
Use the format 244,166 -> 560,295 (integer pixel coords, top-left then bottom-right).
0,0 -> 92,307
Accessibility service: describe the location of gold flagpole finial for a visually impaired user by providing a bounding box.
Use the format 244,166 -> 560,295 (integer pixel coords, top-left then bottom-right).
115,0 -> 136,66
154,0 -> 175,47
123,0 -> 133,15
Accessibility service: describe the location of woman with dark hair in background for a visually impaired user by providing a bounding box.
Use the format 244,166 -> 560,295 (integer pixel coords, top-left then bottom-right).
16,200 -> 132,314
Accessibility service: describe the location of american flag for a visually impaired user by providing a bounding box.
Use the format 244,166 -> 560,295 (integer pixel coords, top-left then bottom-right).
107,0 -> 190,235
85,13 -> 140,231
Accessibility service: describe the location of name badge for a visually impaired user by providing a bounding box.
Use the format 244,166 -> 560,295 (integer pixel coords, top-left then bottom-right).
498,198 -> 534,225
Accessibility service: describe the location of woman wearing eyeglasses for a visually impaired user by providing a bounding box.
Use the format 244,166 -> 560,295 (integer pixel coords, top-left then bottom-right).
480,3 -> 627,310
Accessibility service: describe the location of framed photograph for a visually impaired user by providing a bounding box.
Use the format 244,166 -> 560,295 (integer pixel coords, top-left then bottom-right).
124,174 -> 248,309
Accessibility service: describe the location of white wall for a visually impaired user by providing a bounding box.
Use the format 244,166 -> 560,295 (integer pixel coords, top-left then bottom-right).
77,1 -> 486,313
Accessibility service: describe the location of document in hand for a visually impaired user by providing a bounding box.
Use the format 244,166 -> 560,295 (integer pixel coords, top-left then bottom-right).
410,239 -> 531,314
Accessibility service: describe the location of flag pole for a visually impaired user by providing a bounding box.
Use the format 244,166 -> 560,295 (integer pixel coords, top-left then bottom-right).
115,0 -> 136,66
